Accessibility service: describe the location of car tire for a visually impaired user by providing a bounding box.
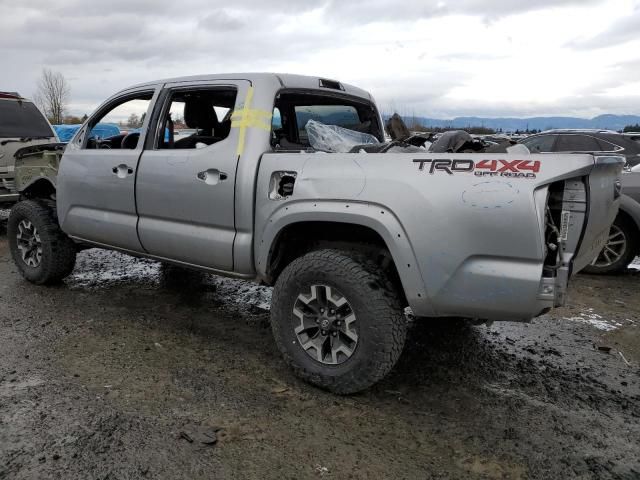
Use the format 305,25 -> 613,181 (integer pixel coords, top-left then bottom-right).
582,215 -> 638,275
8,199 -> 77,284
270,248 -> 407,394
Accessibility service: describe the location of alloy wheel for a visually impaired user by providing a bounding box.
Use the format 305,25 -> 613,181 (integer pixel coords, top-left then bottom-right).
293,284 -> 358,365
591,224 -> 626,268
16,219 -> 42,268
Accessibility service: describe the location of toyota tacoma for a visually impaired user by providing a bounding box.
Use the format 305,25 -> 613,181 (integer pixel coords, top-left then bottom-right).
7,73 -> 624,393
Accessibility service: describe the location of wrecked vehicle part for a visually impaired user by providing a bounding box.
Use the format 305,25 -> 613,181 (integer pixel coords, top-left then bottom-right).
13,143 -> 65,196
385,113 -> 412,141
306,119 -> 379,153
429,130 -> 485,153
0,93 -> 58,204
384,113 -> 432,148
348,140 -> 426,154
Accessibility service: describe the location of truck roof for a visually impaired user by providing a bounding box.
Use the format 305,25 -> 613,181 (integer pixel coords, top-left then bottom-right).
126,73 -> 373,102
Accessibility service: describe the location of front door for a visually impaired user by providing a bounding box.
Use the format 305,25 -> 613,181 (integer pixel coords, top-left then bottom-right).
57,87 -> 160,251
135,80 -> 249,271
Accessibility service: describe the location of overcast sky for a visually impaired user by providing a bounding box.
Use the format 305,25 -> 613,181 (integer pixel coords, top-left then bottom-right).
1,0 -> 639,119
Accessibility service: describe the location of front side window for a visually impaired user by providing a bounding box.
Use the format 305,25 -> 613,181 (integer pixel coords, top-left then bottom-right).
0,100 -> 54,138
84,92 -> 153,150
156,88 -> 237,149
522,135 -> 556,153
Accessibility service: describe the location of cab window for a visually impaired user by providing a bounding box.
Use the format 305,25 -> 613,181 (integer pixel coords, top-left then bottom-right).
84,92 -> 154,150
155,87 -> 237,149
272,91 -> 382,150
294,105 -> 361,142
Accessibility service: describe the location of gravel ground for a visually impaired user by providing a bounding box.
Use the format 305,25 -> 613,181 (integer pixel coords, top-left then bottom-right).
0,236 -> 638,480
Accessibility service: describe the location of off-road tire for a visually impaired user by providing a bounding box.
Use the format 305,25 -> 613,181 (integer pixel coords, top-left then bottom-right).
582,215 -> 638,275
271,249 -> 407,394
8,200 -> 76,284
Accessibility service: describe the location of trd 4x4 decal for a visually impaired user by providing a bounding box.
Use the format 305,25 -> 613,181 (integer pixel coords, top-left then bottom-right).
413,159 -> 540,178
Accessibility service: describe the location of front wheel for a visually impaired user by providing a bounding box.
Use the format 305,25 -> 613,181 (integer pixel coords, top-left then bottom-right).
582,215 -> 638,275
8,200 -> 77,284
270,249 -> 407,394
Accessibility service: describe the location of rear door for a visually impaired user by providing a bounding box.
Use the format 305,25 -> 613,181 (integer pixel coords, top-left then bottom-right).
57,87 -> 160,251
135,80 -> 250,271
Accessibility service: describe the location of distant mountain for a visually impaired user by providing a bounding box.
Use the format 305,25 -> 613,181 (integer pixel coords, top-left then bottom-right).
402,114 -> 640,132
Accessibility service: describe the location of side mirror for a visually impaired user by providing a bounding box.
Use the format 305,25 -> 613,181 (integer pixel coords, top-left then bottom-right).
631,164 -> 640,173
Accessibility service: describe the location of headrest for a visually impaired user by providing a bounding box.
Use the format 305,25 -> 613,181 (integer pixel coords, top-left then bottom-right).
184,99 -> 218,130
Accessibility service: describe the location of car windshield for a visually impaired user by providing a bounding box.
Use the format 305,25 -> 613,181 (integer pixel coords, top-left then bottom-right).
0,100 -> 54,138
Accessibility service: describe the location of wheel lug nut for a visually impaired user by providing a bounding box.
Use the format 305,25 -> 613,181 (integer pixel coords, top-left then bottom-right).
332,332 -> 337,337
320,308 -> 325,313
321,330 -> 327,336
330,309 -> 335,314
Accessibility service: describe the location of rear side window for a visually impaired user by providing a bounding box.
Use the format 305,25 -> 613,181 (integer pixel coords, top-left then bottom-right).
0,100 -> 54,138
523,135 -> 556,153
294,105 -> 361,142
555,135 -> 602,152
155,87 -> 238,149
597,138 -> 623,152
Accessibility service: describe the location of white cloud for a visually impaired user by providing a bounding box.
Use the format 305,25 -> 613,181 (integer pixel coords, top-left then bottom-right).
0,0 -> 638,119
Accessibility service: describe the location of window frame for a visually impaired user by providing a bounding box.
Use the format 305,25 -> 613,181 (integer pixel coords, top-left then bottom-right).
596,137 -> 625,153
77,87 -> 158,150
147,85 -> 239,151
271,88 -> 384,148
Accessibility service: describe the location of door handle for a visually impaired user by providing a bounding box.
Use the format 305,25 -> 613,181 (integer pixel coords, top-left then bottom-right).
112,164 -> 134,178
197,169 -> 228,185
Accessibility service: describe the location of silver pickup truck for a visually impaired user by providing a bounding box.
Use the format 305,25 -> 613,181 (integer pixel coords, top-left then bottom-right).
7,73 -> 624,393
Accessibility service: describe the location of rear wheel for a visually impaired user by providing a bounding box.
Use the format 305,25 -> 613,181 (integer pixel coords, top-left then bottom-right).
270,249 -> 407,394
583,215 -> 638,275
8,200 -> 76,284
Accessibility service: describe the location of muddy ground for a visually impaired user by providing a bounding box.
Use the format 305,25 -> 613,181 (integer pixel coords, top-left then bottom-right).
0,234 -> 638,480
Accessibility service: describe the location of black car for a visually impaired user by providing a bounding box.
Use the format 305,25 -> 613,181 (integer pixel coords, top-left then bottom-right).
521,130 -> 640,167
521,130 -> 640,274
